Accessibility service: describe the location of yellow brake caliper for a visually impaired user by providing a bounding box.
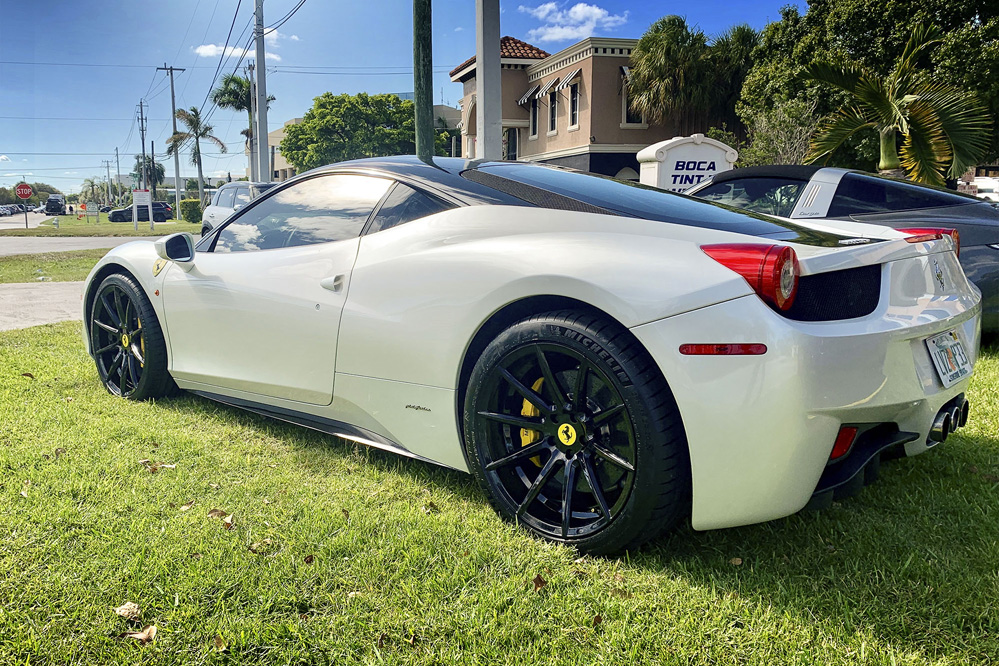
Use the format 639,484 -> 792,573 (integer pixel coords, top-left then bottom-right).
520,378 -> 545,467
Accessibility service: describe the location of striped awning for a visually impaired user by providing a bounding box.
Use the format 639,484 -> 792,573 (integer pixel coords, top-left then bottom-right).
518,85 -> 540,105
620,65 -> 631,82
554,69 -> 581,90
536,77 -> 560,98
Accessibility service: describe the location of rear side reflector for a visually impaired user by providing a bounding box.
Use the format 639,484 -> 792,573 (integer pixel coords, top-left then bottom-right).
701,243 -> 800,310
898,227 -> 960,257
679,343 -> 767,355
830,426 -> 859,460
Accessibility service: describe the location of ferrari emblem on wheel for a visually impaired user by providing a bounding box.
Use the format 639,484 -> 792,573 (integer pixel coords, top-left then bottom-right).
558,424 -> 577,446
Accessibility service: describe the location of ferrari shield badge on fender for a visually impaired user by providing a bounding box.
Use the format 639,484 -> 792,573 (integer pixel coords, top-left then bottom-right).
153,259 -> 167,277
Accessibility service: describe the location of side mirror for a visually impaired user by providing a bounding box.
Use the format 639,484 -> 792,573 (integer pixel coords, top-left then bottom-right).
154,232 -> 196,271
233,203 -> 244,212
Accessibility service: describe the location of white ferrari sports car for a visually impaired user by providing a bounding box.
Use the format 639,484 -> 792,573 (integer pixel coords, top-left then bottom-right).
82,157 -> 981,554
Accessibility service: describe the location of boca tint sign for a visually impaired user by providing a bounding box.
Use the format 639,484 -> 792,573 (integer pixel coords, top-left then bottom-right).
638,134 -> 739,192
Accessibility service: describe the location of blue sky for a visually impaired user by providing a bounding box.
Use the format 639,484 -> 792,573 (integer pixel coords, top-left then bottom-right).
0,0 -> 802,192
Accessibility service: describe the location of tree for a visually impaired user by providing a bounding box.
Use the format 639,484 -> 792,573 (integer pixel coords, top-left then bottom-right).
281,93 -> 427,171
628,17 -> 757,136
211,74 -> 274,177
804,25 -> 990,185
166,107 -> 226,206
80,177 -> 103,204
739,1 -> 999,167
185,178 -> 200,193
131,155 -> 165,198
740,99 -> 819,166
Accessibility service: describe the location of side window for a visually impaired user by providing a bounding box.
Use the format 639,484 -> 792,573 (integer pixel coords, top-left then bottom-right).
696,178 -> 806,217
216,187 -> 236,209
213,174 -> 392,253
367,183 -> 453,234
233,186 -> 251,206
829,173 -> 966,217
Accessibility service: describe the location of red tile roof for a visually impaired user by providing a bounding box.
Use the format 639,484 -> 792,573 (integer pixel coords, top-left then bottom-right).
449,36 -> 550,78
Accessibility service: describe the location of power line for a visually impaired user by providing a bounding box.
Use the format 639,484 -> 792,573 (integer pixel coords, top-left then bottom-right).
265,0 -> 307,32
200,0 -> 244,115
0,60 -> 216,69
0,116 -> 176,121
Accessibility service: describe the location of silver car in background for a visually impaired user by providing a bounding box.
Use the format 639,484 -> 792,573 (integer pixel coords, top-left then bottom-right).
200,181 -> 276,236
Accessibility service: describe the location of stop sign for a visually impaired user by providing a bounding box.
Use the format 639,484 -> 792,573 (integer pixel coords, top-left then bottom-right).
15,183 -> 32,199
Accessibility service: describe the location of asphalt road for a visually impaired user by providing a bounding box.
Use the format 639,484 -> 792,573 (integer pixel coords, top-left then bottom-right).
0,237 -> 138,257
0,212 -> 50,231
0,281 -> 84,331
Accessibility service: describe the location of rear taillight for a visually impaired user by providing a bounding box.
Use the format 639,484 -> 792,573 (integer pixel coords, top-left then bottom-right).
830,426 -> 858,461
898,227 -> 960,257
701,244 -> 800,311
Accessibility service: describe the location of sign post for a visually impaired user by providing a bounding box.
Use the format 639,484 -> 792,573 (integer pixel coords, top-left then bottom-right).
15,183 -> 32,229
85,201 -> 99,224
637,134 -> 739,192
132,189 -> 152,232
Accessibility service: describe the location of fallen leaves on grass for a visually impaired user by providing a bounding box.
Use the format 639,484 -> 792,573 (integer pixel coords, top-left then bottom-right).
207,508 -> 228,519
532,574 -> 547,592
120,625 -> 156,645
138,460 -> 176,473
248,539 -> 273,554
341,508 -> 350,520
303,554 -> 315,564
54,447 -> 65,458
222,515 -> 234,530
593,614 -> 602,627
209,483 -> 220,489
179,500 -> 195,511
114,601 -> 141,621
730,557 -> 743,566
377,633 -> 387,649
20,372 -> 34,379
19,480 -> 30,497
422,502 -> 439,514
214,635 -> 227,652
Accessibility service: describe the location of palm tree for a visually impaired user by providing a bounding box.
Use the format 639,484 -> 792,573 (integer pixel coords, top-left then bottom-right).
166,107 -> 226,205
132,155 -> 165,198
803,24 -> 990,185
79,177 -> 102,205
627,16 -> 710,135
210,74 -> 274,179
707,24 -> 758,134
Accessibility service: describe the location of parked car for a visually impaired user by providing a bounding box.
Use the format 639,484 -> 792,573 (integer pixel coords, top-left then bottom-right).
200,181 -> 276,235
82,156 -> 980,554
108,201 -> 173,223
32,206 -> 46,214
685,165 -> 999,334
99,205 -> 112,213
45,194 -> 66,215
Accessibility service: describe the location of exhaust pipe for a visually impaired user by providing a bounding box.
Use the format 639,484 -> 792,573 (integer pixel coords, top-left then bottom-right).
929,410 -> 951,443
960,400 -> 970,428
950,405 -> 963,431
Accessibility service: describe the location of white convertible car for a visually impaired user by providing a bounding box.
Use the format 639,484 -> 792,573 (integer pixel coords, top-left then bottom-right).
82,157 -> 981,554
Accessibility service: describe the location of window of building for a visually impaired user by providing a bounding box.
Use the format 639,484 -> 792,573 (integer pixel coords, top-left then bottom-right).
503,127 -> 519,160
569,83 -> 579,128
212,174 -> 391,253
548,90 -> 557,133
366,183 -> 453,234
622,84 -> 645,127
529,99 -> 538,138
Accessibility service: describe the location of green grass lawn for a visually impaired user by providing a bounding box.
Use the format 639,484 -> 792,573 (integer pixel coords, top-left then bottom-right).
1,214 -> 200,238
1,323 -> 997,665
0,249 -> 108,284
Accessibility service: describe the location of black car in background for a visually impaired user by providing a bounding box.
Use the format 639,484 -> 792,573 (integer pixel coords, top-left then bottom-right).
108,201 -> 173,223
45,194 -> 66,215
685,165 -> 999,334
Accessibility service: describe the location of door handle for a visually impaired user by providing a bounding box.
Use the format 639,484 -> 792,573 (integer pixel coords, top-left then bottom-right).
320,275 -> 345,292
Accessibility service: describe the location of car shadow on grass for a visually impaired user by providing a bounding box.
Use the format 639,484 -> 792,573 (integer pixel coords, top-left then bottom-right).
155,385 -> 999,661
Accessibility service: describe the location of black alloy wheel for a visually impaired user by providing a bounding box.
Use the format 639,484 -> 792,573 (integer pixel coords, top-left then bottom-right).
464,310 -> 690,554
89,273 -> 173,400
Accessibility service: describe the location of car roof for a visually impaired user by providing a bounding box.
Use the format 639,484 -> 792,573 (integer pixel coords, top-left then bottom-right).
707,165 -> 845,184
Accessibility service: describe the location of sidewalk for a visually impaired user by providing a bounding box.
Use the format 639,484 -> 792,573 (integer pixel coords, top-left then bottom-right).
0,212 -> 51,231
0,281 -> 84,331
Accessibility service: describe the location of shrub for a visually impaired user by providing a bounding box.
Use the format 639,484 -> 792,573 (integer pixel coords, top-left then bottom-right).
179,198 -> 202,224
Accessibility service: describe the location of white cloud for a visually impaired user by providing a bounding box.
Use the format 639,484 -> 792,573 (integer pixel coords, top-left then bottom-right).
518,2 -> 627,42
4,172 -> 32,177
263,29 -> 299,47
0,155 -> 10,162
64,171 -> 78,175
193,44 -> 281,61
289,34 -> 300,41
454,26 -> 464,32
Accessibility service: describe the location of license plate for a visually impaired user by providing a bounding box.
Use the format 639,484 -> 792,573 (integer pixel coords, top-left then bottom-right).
925,330 -> 972,388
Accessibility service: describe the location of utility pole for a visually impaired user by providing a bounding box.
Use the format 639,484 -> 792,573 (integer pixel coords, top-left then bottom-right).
157,63 -> 186,219
253,0 -> 270,182
413,0 -> 434,161
115,147 -> 122,204
475,0 -> 502,160
102,159 -> 113,205
150,141 -> 157,200
246,63 -> 258,181
137,100 -> 148,190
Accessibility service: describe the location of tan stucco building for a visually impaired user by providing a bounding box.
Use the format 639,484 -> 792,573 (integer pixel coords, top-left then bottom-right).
450,36 -> 680,179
